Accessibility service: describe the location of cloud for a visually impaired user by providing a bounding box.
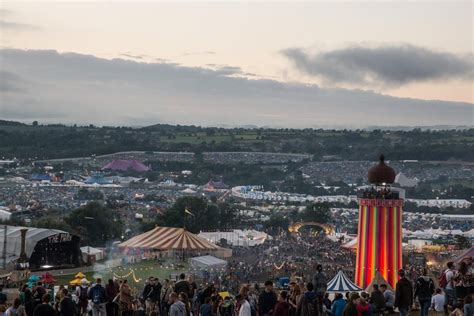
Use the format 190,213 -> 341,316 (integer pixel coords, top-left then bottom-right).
0,48 -> 472,127
282,44 -> 474,87
120,53 -> 144,60
0,9 -> 39,31
183,51 -> 216,56
0,71 -> 26,92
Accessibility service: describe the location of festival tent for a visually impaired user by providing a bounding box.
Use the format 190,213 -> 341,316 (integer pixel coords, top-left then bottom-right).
69,272 -> 89,286
39,272 -> 56,284
119,226 -> 223,251
342,238 -> 358,250
365,271 -> 393,293
455,246 -> 474,263
80,246 -> 105,263
102,160 -> 150,172
189,255 -> 227,270
198,230 -> 271,247
327,270 -> 363,292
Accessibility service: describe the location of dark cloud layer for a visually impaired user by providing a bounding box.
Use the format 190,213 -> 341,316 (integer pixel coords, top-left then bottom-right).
282,44 -> 473,87
0,48 -> 472,127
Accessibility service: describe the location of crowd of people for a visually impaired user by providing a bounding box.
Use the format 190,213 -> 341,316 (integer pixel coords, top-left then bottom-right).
1,256 -> 471,316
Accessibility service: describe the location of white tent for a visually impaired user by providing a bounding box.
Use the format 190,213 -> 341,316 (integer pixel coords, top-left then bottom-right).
327,270 -> 362,292
189,255 -> 227,270
80,246 -> 104,262
395,172 -> 418,188
198,230 -> 271,247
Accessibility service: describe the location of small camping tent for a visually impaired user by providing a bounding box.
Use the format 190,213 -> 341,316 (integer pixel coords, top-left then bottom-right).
327,270 -> 363,292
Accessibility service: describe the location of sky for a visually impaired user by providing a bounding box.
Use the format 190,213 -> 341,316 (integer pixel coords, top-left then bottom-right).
1,1 -> 473,127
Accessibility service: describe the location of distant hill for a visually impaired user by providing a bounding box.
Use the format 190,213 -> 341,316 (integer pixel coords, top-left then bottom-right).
0,120 -> 26,126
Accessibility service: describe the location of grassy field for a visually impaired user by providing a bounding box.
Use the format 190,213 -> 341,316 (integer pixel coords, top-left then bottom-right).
53,260 -> 187,290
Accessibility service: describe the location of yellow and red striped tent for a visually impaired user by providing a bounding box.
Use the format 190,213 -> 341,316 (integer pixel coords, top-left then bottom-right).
119,226 -> 221,251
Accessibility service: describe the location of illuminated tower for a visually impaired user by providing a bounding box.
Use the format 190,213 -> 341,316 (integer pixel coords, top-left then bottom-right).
355,155 -> 404,289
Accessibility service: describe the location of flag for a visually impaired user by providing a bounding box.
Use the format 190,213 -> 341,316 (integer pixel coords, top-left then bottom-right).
184,208 -> 194,217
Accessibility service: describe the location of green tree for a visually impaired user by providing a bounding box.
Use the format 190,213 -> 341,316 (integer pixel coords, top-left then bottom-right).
300,203 -> 332,223
65,202 -> 122,246
454,235 -> 471,249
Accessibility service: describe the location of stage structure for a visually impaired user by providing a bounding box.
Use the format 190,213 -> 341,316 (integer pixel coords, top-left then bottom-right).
355,155 -> 405,289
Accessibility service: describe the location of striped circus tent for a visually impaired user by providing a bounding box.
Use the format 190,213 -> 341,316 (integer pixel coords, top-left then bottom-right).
327,270 -> 363,292
119,226 -> 221,251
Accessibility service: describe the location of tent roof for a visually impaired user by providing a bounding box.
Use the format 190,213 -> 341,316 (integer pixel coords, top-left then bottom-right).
119,226 -> 222,251
0,225 -> 71,263
327,270 -> 362,292
366,271 -> 393,293
190,255 -> 227,267
456,246 -> 474,263
102,160 -> 150,172
80,246 -> 103,254
204,180 -> 228,190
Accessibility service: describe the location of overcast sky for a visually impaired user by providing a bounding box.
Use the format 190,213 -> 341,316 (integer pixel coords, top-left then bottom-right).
1,1 -> 473,127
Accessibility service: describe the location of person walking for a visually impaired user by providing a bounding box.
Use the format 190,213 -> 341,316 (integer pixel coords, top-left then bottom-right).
394,269 -> 413,316
296,283 -> 320,316
414,269 -> 435,316
259,281 -> 277,316
169,292 -> 186,316
106,279 -> 118,316
89,278 -> 107,316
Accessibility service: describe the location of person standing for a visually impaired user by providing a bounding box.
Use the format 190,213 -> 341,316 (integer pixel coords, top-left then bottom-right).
296,283 -> 320,316
313,265 -> 327,314
259,281 -> 277,316
169,292 -> 186,316
414,269 -> 435,316
89,278 -> 107,316
174,274 -> 191,299
58,289 -> 76,316
369,284 -> 385,313
106,279 -> 118,316
161,279 -> 174,316
453,261 -> 472,306
76,279 -> 89,316
120,280 -> 134,316
273,291 -> 290,316
379,285 -> 394,311
33,294 -> 56,316
331,293 -> 346,316
442,262 -> 456,313
343,293 -> 360,316
394,270 -> 413,316
143,277 -> 161,315
237,294 -> 252,316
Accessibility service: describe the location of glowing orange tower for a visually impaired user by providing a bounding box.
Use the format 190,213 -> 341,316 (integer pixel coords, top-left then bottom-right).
355,155 -> 404,289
